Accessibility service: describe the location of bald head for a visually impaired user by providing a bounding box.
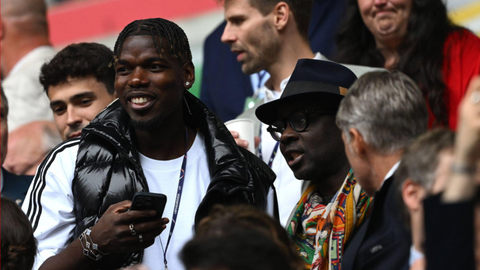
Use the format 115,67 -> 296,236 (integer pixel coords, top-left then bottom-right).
1,0 -> 50,75
1,0 -> 49,35
2,0 -> 47,17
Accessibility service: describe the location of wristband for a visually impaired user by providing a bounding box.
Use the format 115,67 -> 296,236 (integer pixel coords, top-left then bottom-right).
79,228 -> 109,261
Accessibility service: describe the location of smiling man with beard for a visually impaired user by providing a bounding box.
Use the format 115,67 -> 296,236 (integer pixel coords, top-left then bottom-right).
255,59 -> 371,270
22,18 -> 274,270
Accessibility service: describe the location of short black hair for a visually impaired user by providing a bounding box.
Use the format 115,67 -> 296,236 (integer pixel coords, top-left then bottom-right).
113,18 -> 192,65
40,42 -> 115,95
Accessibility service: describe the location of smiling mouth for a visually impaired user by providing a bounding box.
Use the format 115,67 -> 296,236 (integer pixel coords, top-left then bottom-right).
127,95 -> 156,111
130,97 -> 151,105
374,9 -> 395,17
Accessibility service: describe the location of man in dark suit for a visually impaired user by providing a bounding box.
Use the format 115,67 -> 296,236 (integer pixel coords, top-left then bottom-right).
1,86 -> 33,205
336,71 -> 429,270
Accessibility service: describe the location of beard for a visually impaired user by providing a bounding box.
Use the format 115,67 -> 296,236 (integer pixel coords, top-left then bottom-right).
130,113 -> 167,132
240,21 -> 281,75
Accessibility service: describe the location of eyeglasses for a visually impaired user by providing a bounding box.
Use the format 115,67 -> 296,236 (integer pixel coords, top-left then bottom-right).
266,110 -> 331,141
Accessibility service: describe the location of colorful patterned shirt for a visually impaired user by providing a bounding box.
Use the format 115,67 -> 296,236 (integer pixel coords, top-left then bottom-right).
286,169 -> 371,270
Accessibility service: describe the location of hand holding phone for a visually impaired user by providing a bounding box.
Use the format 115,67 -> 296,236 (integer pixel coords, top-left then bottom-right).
130,192 -> 167,223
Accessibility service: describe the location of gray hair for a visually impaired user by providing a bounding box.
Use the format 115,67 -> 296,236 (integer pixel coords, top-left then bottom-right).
1,86 -> 8,115
394,128 -> 455,226
396,128 -> 454,191
336,71 -> 428,154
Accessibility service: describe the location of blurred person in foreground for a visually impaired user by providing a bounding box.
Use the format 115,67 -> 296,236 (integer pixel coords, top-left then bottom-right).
40,42 -> 116,141
182,204 -> 304,270
337,71 -> 428,270
255,59 -> 371,270
1,87 -> 34,205
1,0 -> 61,175
1,197 -> 37,270
422,76 -> 480,270
395,129 -> 455,270
335,0 -> 480,130
22,18 -> 274,270
182,230 -> 294,270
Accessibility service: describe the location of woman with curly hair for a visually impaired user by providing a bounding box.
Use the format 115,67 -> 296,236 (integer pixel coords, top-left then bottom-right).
1,197 -> 37,270
335,0 -> 480,130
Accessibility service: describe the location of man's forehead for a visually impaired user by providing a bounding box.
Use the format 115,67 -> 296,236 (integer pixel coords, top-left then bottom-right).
224,0 -> 256,13
48,76 -> 108,98
118,35 -> 167,56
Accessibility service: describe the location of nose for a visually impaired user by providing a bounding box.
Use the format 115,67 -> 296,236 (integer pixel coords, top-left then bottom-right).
279,123 -> 299,144
128,67 -> 149,88
66,106 -> 82,127
221,22 -> 236,44
374,0 -> 387,7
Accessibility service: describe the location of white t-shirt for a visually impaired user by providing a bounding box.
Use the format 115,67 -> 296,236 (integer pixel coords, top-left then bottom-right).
140,133 -> 210,270
22,133 -> 210,270
2,46 -> 55,131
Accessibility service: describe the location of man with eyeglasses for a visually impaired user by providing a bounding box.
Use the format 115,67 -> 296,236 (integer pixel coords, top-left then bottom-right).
255,59 -> 371,270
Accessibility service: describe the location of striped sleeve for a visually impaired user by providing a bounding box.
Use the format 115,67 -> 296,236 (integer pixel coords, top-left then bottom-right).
21,139 -> 80,270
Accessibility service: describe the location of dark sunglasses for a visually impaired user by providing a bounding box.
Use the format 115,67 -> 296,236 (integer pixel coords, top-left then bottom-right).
266,110 -> 334,141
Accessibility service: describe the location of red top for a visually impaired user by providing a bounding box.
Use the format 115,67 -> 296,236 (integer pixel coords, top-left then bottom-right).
434,29 -> 480,130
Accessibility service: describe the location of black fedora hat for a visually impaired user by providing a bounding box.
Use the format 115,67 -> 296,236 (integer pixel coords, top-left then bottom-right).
255,59 -> 358,125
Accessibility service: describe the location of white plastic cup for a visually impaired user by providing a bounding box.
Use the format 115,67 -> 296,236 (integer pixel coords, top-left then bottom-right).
225,118 -> 255,153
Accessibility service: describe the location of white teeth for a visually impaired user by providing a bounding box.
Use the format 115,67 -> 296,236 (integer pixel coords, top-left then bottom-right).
131,97 -> 148,104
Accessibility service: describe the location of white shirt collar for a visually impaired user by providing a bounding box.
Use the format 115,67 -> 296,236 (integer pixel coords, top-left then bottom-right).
379,161 -> 400,188
385,161 -> 400,180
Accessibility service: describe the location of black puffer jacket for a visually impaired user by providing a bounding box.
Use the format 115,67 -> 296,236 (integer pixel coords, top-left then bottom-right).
71,91 -> 276,269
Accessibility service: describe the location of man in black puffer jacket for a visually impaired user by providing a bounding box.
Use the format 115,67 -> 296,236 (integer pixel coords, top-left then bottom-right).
22,18 -> 275,270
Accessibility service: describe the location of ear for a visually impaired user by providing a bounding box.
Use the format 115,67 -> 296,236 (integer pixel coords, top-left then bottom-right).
402,179 -> 425,211
183,61 -> 195,90
272,2 -> 289,31
348,128 -> 367,157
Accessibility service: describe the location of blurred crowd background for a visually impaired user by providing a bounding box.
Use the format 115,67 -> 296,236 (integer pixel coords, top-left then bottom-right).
40,0 -> 480,99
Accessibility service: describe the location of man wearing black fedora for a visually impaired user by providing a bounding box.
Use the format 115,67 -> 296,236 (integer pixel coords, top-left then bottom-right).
255,59 -> 371,270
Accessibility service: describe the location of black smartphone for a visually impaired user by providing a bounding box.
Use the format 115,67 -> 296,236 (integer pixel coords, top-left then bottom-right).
130,192 -> 167,223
